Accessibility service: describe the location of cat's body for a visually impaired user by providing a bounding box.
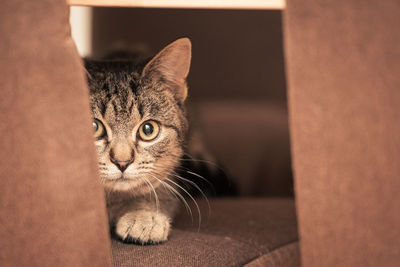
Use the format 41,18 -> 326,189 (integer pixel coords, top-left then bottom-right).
85,38 -> 191,244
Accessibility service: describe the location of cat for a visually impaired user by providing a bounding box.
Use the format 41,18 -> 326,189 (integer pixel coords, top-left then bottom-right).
85,38 -> 191,244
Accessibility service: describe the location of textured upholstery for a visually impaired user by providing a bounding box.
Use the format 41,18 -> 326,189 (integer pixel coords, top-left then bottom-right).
284,0 -> 400,266
111,198 -> 299,266
0,0 -> 112,266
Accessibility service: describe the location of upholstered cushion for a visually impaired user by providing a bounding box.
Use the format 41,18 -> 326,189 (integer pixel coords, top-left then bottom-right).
111,198 -> 299,266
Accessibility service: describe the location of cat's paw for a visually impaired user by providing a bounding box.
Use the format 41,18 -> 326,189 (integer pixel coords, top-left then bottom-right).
115,210 -> 171,245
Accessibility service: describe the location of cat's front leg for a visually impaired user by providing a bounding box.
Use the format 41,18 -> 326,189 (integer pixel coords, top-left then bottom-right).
111,189 -> 178,245
115,209 -> 171,244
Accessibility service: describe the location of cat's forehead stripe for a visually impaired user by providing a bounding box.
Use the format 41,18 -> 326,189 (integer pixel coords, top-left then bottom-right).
86,59 -> 188,142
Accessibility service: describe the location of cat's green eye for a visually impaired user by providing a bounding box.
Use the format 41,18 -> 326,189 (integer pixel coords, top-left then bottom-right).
138,120 -> 160,141
93,119 -> 106,139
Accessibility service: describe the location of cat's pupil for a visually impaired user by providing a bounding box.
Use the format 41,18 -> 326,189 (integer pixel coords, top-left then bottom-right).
142,123 -> 154,136
93,121 -> 98,132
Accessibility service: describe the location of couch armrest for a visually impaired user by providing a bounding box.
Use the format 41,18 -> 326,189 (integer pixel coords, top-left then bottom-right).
284,0 -> 400,266
0,1 -> 112,266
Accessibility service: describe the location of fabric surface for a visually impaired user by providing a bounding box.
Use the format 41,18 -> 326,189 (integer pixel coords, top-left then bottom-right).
0,0 -> 112,266
111,198 -> 298,266
284,0 -> 400,266
245,243 -> 300,267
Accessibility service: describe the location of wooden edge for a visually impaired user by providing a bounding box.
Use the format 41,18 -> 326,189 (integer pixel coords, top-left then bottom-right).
67,0 -> 285,10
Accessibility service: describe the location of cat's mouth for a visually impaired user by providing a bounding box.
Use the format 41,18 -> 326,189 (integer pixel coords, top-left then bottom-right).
115,175 -> 131,181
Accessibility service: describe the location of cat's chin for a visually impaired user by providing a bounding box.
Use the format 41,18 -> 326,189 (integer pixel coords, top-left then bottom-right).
103,177 -> 140,191
103,176 -> 160,194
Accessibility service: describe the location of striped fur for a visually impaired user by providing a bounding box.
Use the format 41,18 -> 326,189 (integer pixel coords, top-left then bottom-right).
85,38 -> 191,245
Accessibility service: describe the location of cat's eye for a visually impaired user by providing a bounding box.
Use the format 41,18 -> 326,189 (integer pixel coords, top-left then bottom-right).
93,119 -> 106,139
138,120 -> 160,141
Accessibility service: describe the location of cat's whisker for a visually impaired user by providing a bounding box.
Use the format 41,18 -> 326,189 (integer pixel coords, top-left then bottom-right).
136,172 -> 158,200
170,171 -> 211,221
174,166 -> 217,196
185,169 -> 216,196
181,153 -> 227,173
148,174 -> 193,223
175,166 -> 213,185
136,166 -> 156,171
143,177 -> 160,213
162,182 -> 193,221
179,157 -> 221,170
164,177 -> 202,231
139,176 -> 153,201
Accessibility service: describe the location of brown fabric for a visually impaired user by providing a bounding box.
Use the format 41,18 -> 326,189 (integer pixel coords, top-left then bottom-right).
111,198 -> 298,266
245,243 -> 300,267
284,0 -> 400,266
0,1 -> 112,266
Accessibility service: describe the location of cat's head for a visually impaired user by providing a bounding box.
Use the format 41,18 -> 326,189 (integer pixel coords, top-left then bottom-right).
85,38 -> 191,194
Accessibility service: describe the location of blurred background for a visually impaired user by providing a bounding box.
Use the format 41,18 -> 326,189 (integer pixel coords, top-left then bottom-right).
70,6 -> 293,197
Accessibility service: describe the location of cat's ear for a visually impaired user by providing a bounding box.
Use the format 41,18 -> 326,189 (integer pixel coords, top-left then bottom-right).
141,38 -> 191,102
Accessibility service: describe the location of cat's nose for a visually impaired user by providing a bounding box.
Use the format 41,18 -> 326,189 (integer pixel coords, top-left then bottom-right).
111,159 -> 133,172
109,147 -> 134,172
